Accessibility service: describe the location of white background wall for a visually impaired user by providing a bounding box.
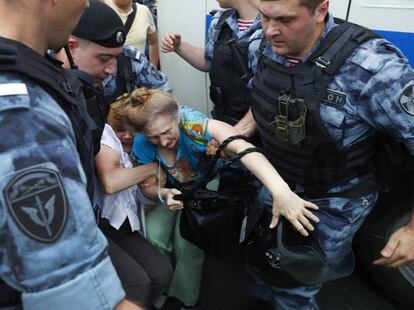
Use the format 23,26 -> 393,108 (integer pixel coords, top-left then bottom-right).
348,0 -> 414,32
158,0 -> 216,114
329,0 -> 350,18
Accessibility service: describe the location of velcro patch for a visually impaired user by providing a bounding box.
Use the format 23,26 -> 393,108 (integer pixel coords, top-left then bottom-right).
0,83 -> 28,96
399,84 -> 414,116
4,168 -> 68,243
323,89 -> 346,107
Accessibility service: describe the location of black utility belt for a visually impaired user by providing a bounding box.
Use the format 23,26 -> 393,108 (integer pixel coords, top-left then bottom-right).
291,179 -> 379,199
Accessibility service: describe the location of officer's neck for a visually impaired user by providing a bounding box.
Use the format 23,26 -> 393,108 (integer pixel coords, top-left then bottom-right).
233,1 -> 259,21
296,21 -> 326,59
0,15 -> 47,55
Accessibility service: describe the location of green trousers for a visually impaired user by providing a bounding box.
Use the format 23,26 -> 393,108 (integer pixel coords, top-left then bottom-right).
145,203 -> 204,306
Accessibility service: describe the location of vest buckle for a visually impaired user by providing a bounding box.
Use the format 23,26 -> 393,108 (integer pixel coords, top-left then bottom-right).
315,57 -> 331,69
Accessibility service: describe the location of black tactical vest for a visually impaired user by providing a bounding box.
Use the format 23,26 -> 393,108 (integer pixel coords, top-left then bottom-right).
209,9 -> 254,125
0,37 -> 98,201
0,37 -> 102,307
251,22 -> 380,196
104,52 -> 135,106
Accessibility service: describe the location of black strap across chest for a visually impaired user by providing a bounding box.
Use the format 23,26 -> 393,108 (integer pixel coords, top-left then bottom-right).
0,37 -> 97,200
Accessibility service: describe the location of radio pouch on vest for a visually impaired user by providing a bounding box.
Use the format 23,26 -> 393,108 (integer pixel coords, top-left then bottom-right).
269,91 -> 307,145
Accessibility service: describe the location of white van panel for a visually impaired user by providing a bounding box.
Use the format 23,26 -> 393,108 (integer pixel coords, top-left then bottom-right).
348,0 -> 414,32
329,0 -> 350,19
158,0 -> 210,114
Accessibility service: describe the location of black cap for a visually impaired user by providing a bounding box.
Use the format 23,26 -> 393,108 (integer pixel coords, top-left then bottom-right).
73,0 -> 126,48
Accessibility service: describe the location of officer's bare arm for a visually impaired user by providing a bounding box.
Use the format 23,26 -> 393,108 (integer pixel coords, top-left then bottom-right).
176,41 -> 208,72
234,108 -> 257,137
95,145 -> 158,194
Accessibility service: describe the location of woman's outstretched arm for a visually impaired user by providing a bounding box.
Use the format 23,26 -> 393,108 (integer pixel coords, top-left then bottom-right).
207,119 -> 319,236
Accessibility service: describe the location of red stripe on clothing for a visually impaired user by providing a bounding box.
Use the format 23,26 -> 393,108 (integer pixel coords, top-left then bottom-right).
286,56 -> 302,67
238,19 -> 254,32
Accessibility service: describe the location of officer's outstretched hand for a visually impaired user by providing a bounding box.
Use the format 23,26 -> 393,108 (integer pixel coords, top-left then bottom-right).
271,190 -> 320,237
161,33 -> 182,53
373,223 -> 414,268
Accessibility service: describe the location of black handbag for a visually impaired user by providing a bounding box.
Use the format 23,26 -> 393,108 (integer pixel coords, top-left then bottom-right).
175,135 -> 260,260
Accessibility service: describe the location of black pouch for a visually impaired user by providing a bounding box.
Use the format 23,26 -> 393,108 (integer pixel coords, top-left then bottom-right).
177,163 -> 257,260
179,188 -> 246,259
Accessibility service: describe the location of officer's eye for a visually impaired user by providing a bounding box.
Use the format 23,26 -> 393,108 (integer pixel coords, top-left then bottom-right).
280,18 -> 293,24
98,55 -> 112,64
261,14 -> 270,22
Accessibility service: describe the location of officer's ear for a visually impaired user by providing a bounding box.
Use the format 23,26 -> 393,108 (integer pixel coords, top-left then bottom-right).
67,38 -> 79,52
315,0 -> 329,24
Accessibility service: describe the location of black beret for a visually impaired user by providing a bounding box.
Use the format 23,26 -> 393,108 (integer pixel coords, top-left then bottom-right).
73,0 -> 126,48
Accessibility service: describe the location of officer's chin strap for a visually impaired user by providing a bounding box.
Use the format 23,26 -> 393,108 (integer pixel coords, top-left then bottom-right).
63,45 -> 78,70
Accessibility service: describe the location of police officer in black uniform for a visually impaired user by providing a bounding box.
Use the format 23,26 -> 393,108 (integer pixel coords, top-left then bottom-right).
55,0 -> 171,111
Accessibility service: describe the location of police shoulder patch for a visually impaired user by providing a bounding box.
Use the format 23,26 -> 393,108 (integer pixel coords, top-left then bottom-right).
4,168 -> 68,243
399,84 -> 414,116
323,89 -> 346,107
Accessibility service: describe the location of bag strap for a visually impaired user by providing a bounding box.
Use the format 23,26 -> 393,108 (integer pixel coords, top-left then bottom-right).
124,2 -> 137,36
227,38 -> 252,82
311,20 -> 380,75
174,135 -> 261,203
199,135 -> 261,189
115,52 -> 135,95
216,9 -> 235,30
212,9 -> 235,43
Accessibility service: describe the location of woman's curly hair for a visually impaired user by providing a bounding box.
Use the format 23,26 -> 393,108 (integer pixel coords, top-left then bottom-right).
109,88 -> 179,133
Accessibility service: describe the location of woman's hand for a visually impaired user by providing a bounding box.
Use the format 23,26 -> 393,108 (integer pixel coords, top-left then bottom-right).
206,139 -> 220,156
160,188 -> 183,211
271,187 -> 320,237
